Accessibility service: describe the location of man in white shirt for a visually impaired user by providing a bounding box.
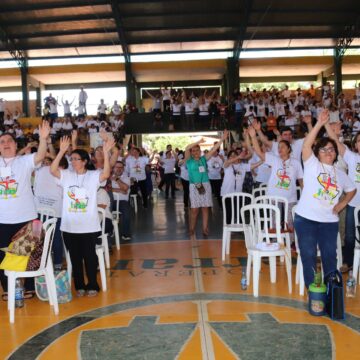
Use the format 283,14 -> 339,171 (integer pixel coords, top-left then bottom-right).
98,99 -> 107,121
111,161 -> 131,240
79,86 -> 88,115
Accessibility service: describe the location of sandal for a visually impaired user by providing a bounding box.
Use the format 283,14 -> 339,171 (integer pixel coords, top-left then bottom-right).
87,290 -> 98,297
76,289 -> 86,297
2,292 -> 8,301
23,291 -> 35,299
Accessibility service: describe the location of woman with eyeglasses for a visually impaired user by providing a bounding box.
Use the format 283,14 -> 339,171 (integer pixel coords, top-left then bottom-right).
294,110 -> 356,288
50,135 -> 115,297
184,130 -> 228,237
326,126 -> 360,273
249,126 -> 303,234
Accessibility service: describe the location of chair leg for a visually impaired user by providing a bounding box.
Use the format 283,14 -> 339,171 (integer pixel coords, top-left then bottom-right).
337,233 -> 343,270
96,248 -> 107,292
101,234 -> 110,269
299,260 -> 305,296
246,255 -> 252,286
353,248 -> 360,285
253,254 -> 261,298
285,251 -> 292,294
221,230 -> 227,261
269,257 -> 276,283
47,269 -> 59,315
65,250 -> 72,288
7,273 -> 16,323
112,219 -> 120,250
295,256 -> 300,285
44,272 -> 54,306
225,230 -> 232,255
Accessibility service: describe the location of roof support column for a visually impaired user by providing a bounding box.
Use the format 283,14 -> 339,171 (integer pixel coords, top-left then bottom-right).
334,48 -> 343,97
20,61 -> 29,116
226,58 -> 239,101
125,61 -> 136,106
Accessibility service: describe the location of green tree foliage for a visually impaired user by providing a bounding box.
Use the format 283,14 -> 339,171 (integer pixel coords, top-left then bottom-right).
143,135 -> 193,152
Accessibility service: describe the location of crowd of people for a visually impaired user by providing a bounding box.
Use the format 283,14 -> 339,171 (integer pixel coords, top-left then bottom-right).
0,81 -> 360,303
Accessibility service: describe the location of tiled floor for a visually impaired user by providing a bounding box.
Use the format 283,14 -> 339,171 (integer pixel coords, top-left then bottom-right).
1,195 -> 360,359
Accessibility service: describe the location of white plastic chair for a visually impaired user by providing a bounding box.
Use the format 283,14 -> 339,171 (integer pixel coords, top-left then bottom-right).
252,187 -> 267,199
296,185 -> 302,201
37,207 -> 56,223
5,218 -> 58,323
352,205 -> 360,284
98,207 -> 110,269
221,192 -> 254,261
130,194 -> 138,213
241,203 -> 292,297
111,193 -> 122,251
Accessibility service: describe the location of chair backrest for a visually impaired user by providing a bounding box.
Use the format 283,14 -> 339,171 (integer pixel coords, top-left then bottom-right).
252,187 -> 267,198
241,203 -> 283,246
222,192 -> 254,226
113,192 -> 120,215
259,183 -> 267,189
97,207 -> 106,235
291,205 -> 299,252
37,207 -> 56,223
355,206 -> 360,245
255,195 -> 289,226
39,217 -> 57,270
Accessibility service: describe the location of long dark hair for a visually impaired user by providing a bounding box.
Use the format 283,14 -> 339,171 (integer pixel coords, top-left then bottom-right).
71,149 -> 94,170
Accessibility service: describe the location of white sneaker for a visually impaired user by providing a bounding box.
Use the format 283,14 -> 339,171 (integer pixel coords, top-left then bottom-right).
122,235 -> 131,241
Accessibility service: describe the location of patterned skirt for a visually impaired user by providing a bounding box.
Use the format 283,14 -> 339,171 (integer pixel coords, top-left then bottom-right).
189,182 -> 213,208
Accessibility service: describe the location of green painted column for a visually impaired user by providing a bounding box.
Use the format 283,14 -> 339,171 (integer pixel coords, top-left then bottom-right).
334,48 -> 343,97
20,63 -> 29,116
125,61 -> 136,105
226,58 -> 240,100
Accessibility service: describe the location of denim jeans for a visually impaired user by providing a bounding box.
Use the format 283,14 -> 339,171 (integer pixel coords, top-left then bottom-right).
117,200 -> 131,237
344,205 -> 356,267
294,214 -> 338,288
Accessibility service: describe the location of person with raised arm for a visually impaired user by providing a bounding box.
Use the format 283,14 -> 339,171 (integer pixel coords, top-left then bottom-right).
50,135 -> 115,297
0,121 -> 50,301
249,125 -> 303,233
184,130 -> 228,237
326,123 -> 360,273
293,110 -> 356,289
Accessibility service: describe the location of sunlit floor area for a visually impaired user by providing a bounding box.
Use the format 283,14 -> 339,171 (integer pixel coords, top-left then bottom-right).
1,194 -> 360,360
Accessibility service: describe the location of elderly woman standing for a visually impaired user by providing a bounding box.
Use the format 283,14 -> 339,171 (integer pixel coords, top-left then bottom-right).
0,121 -> 50,300
294,110 -> 356,288
185,130 -> 228,236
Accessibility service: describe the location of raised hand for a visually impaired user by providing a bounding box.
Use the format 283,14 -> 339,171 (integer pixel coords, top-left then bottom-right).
222,129 -> 229,140
248,126 -> 256,138
59,136 -> 70,153
38,121 -> 51,140
273,128 -> 280,137
103,137 -> 116,153
71,129 -> 78,143
318,109 -> 329,126
99,128 -> 109,142
252,119 -> 261,131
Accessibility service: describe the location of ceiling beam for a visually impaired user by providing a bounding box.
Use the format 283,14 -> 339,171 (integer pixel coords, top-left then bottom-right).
0,0 -> 109,12
1,13 -> 113,27
0,25 -> 27,68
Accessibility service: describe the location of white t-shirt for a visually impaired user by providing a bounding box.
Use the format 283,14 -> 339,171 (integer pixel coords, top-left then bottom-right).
265,153 -> 303,203
163,158 -> 176,174
112,104 -> 122,115
252,153 -> 271,183
125,156 -> 148,181
180,163 -> 189,181
221,163 -> 250,196
62,122 -> 73,130
343,148 -> 360,207
271,138 -> 304,163
33,166 -> 63,218
295,154 -> 355,222
112,174 -> 130,201
207,156 -> 224,180
98,103 -> 107,114
58,169 -> 104,233
0,154 -> 38,224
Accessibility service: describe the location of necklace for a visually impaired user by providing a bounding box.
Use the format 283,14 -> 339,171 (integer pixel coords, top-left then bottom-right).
2,156 -> 16,167
76,170 -> 87,188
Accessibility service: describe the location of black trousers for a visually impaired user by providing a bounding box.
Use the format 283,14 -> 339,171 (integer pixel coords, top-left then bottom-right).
0,222 -> 35,292
181,179 -> 190,207
164,173 -> 176,197
136,179 -> 148,207
210,179 -> 222,206
63,232 -> 100,291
